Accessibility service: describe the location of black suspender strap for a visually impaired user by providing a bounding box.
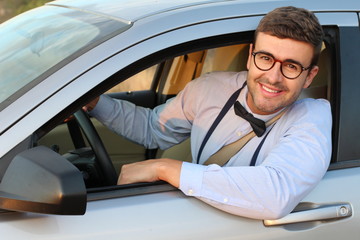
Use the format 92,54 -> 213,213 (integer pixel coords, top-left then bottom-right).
196,81 -> 246,164
249,124 -> 275,166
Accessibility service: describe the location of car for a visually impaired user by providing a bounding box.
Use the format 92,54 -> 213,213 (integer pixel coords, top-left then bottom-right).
0,0 -> 359,239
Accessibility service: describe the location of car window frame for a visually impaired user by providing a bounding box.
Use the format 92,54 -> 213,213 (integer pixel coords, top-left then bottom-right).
81,29 -> 339,191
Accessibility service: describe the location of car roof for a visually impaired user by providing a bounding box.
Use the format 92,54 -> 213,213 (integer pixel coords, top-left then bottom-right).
47,0 -> 360,24
47,0 -> 231,23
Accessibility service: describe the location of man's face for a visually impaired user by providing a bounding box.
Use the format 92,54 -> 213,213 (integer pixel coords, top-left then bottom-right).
246,32 -> 319,115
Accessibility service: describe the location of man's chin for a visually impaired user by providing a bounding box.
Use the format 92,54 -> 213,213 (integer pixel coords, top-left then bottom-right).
252,101 -> 284,115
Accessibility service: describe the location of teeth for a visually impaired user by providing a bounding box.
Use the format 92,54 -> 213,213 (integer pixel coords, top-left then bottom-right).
262,85 -> 280,93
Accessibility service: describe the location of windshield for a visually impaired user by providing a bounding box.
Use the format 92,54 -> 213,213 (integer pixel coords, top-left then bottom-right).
0,5 -> 131,109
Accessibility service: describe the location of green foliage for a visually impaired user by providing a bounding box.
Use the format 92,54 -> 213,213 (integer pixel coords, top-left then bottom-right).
15,0 -> 52,15
0,0 -> 52,23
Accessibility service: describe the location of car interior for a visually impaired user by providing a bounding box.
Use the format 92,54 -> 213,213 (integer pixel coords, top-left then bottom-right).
36,33 -> 334,188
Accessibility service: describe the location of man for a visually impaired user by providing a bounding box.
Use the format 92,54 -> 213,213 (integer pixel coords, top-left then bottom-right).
88,6 -> 332,219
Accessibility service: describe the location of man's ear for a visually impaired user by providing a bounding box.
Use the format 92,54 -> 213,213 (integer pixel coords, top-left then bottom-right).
304,65 -> 319,88
246,44 -> 254,70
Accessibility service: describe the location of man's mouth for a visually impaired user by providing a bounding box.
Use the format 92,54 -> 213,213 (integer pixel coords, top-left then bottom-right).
260,84 -> 282,94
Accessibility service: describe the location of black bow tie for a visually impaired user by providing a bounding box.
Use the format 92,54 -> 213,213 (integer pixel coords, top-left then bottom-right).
234,101 -> 266,137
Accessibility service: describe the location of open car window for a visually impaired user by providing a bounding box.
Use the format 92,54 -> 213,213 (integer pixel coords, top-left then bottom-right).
35,28 -> 335,188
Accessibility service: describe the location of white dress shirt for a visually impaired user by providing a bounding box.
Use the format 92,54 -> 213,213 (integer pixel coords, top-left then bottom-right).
90,71 -> 332,219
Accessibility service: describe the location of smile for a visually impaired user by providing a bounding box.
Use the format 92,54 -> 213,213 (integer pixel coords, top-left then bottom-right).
261,84 -> 282,94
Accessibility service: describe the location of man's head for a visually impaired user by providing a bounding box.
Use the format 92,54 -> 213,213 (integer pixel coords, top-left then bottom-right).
254,6 -> 324,65
246,6 -> 324,115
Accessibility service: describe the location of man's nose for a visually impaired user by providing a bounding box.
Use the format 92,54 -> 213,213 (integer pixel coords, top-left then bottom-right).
266,62 -> 283,84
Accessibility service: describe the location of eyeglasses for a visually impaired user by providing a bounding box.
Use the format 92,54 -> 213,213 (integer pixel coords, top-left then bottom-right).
252,51 -> 312,79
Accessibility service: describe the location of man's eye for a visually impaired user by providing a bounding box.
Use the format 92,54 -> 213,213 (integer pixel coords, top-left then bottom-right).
260,55 -> 272,61
284,63 -> 299,71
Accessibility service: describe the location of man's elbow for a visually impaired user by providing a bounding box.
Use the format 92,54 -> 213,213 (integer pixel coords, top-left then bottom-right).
261,199 -> 297,220
262,207 -> 292,220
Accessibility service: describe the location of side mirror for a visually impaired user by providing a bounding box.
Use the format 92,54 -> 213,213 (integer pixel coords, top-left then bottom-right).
0,146 -> 86,215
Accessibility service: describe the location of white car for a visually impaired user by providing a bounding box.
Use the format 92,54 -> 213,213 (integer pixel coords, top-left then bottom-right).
0,0 -> 360,239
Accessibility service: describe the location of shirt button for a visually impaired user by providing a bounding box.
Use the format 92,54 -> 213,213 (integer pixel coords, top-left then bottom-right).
237,131 -> 242,136
188,189 -> 194,195
223,198 -> 228,203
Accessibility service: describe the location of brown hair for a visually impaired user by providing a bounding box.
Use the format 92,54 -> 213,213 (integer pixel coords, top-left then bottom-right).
254,6 -> 324,66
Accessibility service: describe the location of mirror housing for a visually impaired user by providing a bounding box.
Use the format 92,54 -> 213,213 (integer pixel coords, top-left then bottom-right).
0,146 -> 86,215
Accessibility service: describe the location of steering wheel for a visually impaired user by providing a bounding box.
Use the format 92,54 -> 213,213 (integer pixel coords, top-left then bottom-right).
73,110 -> 117,186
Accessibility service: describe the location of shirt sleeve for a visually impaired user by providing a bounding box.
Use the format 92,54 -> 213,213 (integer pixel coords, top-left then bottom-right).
179,99 -> 332,220
89,80 -> 200,149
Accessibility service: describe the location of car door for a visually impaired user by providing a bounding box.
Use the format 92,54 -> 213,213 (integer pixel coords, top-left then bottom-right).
1,9 -> 360,240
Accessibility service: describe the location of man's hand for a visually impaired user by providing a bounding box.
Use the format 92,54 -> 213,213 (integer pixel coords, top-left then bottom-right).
118,158 -> 182,188
83,96 -> 100,112
63,96 -> 100,123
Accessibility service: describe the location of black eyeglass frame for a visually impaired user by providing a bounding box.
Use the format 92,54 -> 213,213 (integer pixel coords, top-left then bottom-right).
251,51 -> 312,79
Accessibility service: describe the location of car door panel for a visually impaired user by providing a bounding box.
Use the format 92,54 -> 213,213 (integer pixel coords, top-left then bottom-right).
262,167 -> 360,239
0,167 -> 358,240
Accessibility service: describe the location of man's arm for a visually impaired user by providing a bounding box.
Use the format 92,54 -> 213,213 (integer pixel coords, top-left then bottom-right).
118,99 -> 332,220
178,99 -> 332,220
89,92 -> 194,150
118,158 -> 182,187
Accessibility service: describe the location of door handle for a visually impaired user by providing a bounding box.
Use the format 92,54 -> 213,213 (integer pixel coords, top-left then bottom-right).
264,202 -> 352,226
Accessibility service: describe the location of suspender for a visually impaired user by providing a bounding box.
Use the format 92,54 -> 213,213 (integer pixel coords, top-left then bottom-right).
196,82 -> 246,164
249,124 -> 274,166
197,81 -> 278,166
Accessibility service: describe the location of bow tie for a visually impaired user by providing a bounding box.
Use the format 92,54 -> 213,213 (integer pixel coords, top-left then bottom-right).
234,101 -> 266,137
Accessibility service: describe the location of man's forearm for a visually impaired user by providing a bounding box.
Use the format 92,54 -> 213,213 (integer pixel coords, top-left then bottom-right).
118,158 -> 182,188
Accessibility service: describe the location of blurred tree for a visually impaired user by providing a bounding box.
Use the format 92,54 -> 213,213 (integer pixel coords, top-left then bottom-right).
0,0 -> 52,23
14,0 -> 52,15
